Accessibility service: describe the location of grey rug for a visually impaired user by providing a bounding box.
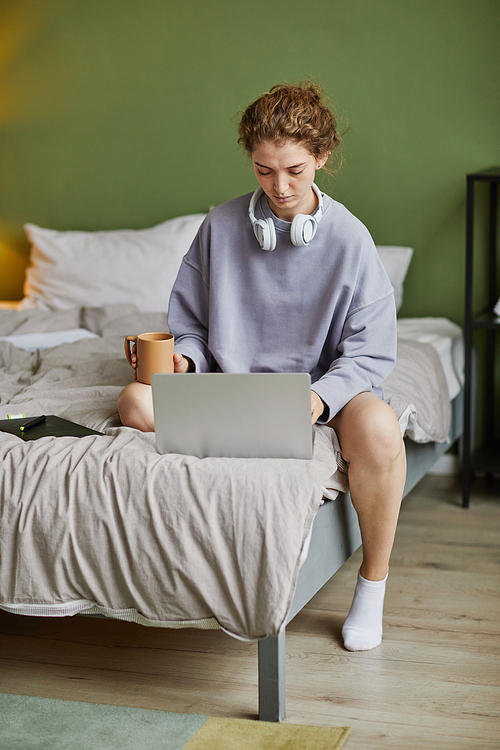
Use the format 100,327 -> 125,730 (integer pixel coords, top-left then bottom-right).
0,693 -> 208,750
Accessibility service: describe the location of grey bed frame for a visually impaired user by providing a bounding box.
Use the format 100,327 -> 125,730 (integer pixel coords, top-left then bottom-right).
257,389 -> 464,721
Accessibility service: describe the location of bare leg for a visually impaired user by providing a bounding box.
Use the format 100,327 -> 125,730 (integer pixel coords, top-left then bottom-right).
328,392 -> 406,650
117,353 -> 193,432
117,381 -> 154,432
329,391 -> 406,581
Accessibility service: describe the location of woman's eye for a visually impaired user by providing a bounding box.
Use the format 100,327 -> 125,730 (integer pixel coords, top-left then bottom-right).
255,168 -> 303,176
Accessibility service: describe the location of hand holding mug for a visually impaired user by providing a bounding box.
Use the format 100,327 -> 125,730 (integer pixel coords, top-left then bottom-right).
124,332 -> 175,385
173,352 -> 193,373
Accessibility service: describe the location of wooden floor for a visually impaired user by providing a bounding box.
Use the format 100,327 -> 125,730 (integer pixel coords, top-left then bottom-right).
1,474 -> 499,749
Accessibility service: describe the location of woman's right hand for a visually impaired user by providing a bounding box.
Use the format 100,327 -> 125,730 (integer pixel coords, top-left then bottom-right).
173,353 -> 194,373
130,346 -> 193,379
130,343 -> 138,379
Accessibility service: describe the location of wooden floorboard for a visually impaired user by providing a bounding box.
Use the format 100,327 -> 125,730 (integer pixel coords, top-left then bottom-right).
1,474 -> 499,748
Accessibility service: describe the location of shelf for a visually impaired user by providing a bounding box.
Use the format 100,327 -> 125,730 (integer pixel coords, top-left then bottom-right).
463,167 -> 499,505
471,311 -> 500,330
471,440 -> 500,474
467,167 -> 500,181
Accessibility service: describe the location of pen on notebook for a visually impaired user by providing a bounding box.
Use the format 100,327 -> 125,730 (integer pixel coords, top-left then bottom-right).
20,415 -> 46,432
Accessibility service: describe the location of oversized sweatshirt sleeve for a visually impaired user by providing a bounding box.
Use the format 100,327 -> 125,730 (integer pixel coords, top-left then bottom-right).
311,290 -> 397,422
167,225 -> 214,373
312,213 -> 397,434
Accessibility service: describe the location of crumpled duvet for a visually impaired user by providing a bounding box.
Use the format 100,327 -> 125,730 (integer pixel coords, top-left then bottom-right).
0,304 -> 452,639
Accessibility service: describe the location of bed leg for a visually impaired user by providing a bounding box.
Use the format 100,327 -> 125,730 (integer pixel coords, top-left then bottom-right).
258,630 -> 286,722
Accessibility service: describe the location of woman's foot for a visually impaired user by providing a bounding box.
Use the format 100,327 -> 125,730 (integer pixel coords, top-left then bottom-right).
342,572 -> 388,651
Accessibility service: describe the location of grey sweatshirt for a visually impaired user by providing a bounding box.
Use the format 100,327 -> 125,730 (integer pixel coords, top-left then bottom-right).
168,190 -> 396,423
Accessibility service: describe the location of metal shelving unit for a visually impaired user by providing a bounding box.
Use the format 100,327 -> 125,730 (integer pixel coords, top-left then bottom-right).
462,167 -> 500,507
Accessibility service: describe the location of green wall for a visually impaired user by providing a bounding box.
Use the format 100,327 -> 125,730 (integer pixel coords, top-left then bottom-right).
1,0 -> 499,323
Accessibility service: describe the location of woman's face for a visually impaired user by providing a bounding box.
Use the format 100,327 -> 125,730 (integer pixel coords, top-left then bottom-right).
251,140 -> 328,222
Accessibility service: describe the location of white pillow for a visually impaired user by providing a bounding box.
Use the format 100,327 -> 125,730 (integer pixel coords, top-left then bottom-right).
20,214 -> 206,313
20,221 -> 412,315
376,245 -> 413,311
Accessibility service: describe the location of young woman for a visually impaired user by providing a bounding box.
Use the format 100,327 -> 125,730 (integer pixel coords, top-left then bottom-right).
118,83 -> 406,652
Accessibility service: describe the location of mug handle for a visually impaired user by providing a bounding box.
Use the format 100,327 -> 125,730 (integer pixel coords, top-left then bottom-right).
124,335 -> 137,367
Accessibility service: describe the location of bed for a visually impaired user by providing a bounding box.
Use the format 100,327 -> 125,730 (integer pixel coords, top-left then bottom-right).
0,215 -> 464,721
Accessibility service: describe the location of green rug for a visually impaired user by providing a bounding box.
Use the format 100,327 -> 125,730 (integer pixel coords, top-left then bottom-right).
0,693 -> 351,749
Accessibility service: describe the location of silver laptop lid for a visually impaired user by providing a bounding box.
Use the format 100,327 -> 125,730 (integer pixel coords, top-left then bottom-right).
152,372 -> 313,459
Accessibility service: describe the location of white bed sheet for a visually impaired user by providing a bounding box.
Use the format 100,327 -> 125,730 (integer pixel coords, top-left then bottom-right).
397,317 -> 464,400
0,328 -> 99,351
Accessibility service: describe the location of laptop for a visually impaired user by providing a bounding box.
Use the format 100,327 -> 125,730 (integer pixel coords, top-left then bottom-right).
151,372 -> 313,459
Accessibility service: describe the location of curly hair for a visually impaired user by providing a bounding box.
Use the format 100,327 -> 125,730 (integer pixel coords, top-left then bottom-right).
237,83 -> 342,173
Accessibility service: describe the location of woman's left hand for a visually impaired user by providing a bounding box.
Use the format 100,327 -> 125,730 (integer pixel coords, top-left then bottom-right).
311,390 -> 325,425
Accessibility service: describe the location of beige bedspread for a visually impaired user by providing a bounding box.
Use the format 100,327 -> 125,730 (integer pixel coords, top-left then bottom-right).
0,304 -> 452,639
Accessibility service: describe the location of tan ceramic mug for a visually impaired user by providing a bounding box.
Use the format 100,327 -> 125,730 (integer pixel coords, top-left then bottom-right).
124,332 -> 174,385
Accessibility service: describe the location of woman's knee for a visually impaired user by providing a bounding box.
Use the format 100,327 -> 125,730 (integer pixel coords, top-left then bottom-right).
117,382 -> 154,431
333,393 -> 403,466
367,407 -> 404,466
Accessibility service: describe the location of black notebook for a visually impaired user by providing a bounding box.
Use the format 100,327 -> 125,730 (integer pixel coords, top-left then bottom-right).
0,415 -> 104,441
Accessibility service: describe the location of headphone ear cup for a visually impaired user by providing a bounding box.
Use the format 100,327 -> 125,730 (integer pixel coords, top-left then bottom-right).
254,218 -> 277,252
290,214 -> 318,247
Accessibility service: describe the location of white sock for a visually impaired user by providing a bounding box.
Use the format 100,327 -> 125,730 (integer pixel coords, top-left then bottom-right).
342,572 -> 388,652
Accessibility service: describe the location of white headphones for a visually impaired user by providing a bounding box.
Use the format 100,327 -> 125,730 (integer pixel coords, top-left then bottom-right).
248,183 -> 324,252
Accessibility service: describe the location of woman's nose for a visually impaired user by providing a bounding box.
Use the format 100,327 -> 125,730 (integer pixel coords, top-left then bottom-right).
273,173 -> 289,194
